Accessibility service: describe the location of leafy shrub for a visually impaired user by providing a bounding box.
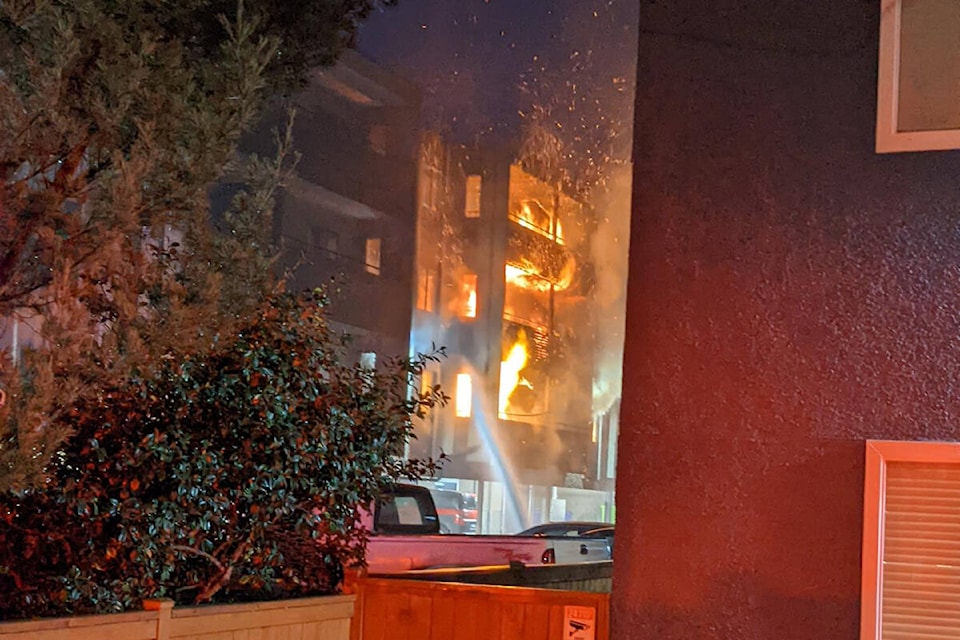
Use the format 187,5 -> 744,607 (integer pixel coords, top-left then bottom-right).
0,291 -> 444,619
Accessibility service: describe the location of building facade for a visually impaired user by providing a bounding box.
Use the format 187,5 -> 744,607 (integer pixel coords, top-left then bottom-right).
409,135 -> 618,532
244,50 -> 421,365
616,1 -> 960,638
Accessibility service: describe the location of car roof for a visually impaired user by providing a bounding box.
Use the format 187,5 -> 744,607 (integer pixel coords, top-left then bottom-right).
518,521 -> 612,535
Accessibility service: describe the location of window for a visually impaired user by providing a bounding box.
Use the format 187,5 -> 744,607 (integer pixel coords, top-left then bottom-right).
455,373 -> 472,418
465,174 -> 482,217
416,267 -> 437,312
368,124 -> 388,155
359,351 -> 376,370
311,226 -> 339,259
365,237 -> 381,275
877,0 -> 960,152
861,440 -> 960,639
420,368 -> 434,396
460,273 -> 477,319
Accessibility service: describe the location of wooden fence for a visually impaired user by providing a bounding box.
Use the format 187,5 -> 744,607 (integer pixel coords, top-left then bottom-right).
0,594 -> 355,640
351,577 -> 610,640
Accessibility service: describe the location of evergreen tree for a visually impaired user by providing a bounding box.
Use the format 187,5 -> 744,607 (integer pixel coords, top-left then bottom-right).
0,0 -> 395,491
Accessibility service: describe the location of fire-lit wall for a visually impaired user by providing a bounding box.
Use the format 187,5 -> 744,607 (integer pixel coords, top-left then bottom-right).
616,1 -> 960,639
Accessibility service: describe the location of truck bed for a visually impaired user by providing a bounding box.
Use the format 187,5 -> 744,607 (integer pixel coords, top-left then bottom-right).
366,534 -> 610,573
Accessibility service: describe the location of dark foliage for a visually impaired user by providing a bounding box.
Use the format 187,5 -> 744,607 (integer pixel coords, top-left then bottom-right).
0,291 -> 444,619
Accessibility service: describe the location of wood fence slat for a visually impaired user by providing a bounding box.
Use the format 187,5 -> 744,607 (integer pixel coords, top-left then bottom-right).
522,603 -> 551,640
427,591 -> 456,640
499,601 -> 526,640
463,593 -> 487,640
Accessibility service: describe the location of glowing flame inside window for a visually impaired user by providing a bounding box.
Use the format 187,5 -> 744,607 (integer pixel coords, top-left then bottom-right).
504,260 -> 575,292
498,330 -> 531,419
461,273 -> 478,318
455,373 -> 472,418
512,201 -> 565,245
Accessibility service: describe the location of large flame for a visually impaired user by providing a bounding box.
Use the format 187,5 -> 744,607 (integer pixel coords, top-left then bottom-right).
513,201 -> 565,245
498,330 -> 531,418
464,288 -> 477,318
460,273 -> 478,318
504,258 -> 576,293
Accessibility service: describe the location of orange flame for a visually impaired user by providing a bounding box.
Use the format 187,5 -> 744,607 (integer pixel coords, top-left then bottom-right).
504,258 -> 576,293
513,200 -> 564,245
460,273 -> 478,318
498,330 -> 531,418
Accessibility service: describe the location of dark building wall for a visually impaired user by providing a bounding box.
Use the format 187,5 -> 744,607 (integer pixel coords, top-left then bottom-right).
616,2 -> 960,638
244,52 -> 420,364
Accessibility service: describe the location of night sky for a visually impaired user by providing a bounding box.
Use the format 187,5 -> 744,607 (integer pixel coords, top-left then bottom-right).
356,0 -> 638,152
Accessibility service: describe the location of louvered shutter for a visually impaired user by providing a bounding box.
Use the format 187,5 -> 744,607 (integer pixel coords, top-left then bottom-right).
881,462 -> 960,638
863,441 -> 960,640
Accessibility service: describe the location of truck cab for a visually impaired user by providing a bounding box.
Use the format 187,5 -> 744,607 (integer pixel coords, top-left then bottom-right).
373,483 -> 440,535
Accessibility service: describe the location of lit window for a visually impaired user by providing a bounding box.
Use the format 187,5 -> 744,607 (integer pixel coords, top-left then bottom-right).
465,174 -> 482,218
861,440 -> 960,639
421,369 -> 433,396
360,352 -> 376,370
365,238 -> 381,275
455,373 -> 472,418
460,273 -> 477,319
877,0 -> 960,152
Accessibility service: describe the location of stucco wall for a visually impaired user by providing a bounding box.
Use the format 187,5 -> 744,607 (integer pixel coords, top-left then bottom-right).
615,1 -> 960,638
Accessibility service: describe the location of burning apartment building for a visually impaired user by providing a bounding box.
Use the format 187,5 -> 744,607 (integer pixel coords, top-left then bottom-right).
409,134 -> 619,533
237,51 -> 624,533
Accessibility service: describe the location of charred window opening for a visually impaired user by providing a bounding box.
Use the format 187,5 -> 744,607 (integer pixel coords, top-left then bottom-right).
465,174 -> 482,218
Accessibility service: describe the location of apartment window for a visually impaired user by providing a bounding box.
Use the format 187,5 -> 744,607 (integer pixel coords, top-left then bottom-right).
365,238 -> 381,275
465,174 -> 482,218
877,0 -> 960,152
416,267 -> 437,312
368,124 -> 388,155
311,226 -> 339,259
420,369 -> 434,396
359,351 -> 376,370
861,440 -> 960,639
460,273 -> 477,319
455,373 -> 472,418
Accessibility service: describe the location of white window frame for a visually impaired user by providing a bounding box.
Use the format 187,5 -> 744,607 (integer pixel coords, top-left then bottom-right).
861,439 -> 960,639
877,0 -> 960,153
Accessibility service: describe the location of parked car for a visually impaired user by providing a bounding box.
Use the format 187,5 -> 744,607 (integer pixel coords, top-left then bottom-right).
461,492 -> 478,533
580,526 -> 615,557
429,489 -> 477,534
363,485 -> 610,572
517,521 -> 611,537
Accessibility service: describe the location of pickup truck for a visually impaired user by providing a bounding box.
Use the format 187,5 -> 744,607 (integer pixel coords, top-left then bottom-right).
363,484 -> 611,573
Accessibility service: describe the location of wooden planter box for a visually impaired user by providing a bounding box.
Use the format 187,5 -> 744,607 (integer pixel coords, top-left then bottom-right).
0,594 -> 355,640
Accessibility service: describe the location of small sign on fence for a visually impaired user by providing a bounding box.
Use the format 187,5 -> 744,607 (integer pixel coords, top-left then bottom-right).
562,605 -> 596,640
